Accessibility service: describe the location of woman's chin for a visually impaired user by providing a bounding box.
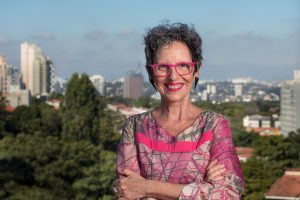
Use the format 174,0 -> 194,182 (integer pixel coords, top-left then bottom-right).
162,93 -> 189,103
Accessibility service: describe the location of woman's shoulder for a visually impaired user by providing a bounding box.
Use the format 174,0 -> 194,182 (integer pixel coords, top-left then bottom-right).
200,110 -> 230,131
121,111 -> 152,142
200,110 -> 227,121
125,110 -> 151,125
125,110 -> 152,124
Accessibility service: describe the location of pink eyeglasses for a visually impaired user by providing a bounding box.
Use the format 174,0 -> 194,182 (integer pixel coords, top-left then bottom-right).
150,61 -> 197,77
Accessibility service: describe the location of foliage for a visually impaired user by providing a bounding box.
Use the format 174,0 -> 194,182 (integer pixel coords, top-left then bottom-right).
241,159 -> 279,200
48,92 -> 64,100
256,100 -> 280,115
99,109 -> 122,152
133,96 -> 160,108
0,96 -> 10,137
0,133 -> 116,199
242,133 -> 300,199
0,73 -> 124,199
62,73 -> 100,144
233,130 -> 259,147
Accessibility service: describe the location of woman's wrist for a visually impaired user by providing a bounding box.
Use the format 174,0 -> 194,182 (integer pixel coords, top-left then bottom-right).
144,179 -> 152,197
143,180 -> 184,200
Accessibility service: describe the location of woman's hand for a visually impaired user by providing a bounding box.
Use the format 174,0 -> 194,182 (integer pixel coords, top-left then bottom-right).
115,169 -> 148,200
205,159 -> 227,182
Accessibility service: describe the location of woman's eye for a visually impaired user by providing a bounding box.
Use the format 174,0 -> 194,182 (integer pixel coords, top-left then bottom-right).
158,65 -> 169,71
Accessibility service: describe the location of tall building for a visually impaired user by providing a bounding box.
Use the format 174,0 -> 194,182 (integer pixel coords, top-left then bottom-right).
280,70 -> 300,136
90,74 -> 106,96
123,71 -> 143,100
0,55 -> 7,95
234,84 -> 243,96
21,42 -> 55,96
207,83 -> 216,94
5,65 -> 21,93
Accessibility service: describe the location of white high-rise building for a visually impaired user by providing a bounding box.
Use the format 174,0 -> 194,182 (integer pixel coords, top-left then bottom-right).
234,84 -> 243,96
280,70 -> 300,136
90,75 -> 106,96
294,70 -> 300,82
207,83 -> 217,94
21,42 -> 55,96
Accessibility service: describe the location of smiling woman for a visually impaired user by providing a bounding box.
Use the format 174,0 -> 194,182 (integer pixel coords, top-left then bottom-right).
115,22 -> 244,200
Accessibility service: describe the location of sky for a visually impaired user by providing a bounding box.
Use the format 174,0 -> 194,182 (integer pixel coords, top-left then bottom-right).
0,0 -> 299,82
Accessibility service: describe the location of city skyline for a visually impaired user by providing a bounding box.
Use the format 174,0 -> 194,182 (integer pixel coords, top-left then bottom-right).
0,0 -> 299,82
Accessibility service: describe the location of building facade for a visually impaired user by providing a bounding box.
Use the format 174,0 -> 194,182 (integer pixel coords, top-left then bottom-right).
90,74 -> 106,96
21,42 -> 55,96
0,55 -> 7,95
123,71 -> 143,100
280,70 -> 300,136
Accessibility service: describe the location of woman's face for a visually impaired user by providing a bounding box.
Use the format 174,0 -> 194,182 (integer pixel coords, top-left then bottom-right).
153,41 -> 198,103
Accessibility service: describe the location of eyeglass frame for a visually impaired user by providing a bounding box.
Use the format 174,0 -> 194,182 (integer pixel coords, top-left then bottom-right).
149,61 -> 197,77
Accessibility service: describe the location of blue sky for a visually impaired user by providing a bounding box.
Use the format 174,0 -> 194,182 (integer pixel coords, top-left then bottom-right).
0,0 -> 299,81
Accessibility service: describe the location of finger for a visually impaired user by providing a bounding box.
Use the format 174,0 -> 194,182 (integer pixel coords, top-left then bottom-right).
208,165 -> 226,177
209,175 -> 223,182
207,159 -> 218,169
207,167 -> 226,181
206,164 -> 225,178
208,164 -> 225,175
123,168 -> 138,177
212,166 -> 226,176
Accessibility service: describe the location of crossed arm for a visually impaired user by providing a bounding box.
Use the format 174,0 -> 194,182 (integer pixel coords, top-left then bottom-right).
115,159 -> 226,200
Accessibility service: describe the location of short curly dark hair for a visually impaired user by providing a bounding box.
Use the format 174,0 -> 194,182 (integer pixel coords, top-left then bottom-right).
144,22 -> 203,88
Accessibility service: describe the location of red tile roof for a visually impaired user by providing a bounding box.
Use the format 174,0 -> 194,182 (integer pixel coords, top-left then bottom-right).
235,147 -> 254,159
265,169 -> 300,199
0,106 -> 15,112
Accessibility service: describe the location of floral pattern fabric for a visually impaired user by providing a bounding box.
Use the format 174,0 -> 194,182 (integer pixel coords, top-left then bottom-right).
117,110 -> 244,200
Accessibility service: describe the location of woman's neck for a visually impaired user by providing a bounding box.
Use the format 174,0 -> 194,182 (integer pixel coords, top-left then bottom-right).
156,99 -> 197,121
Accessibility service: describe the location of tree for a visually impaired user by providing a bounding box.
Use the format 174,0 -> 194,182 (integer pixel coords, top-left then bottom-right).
133,96 -> 151,108
62,73 -> 100,144
233,130 -> 259,147
6,105 -> 42,134
39,103 -> 62,137
0,96 -> 9,137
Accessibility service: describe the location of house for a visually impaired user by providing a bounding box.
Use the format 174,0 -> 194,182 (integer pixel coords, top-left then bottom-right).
235,147 -> 254,162
243,115 -> 271,128
265,168 -> 300,199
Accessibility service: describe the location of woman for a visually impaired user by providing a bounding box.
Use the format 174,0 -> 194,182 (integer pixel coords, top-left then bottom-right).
115,22 -> 244,200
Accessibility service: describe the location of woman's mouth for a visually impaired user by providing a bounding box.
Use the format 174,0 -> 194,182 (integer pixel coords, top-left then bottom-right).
164,83 -> 183,92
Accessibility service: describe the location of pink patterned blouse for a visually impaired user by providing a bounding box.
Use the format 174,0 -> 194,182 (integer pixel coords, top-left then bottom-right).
117,110 -> 244,199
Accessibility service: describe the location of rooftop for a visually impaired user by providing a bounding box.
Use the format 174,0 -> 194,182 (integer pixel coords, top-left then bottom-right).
265,169 -> 300,199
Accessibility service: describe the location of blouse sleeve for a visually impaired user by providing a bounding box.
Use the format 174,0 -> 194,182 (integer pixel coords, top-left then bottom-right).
116,116 -> 141,177
179,117 -> 244,200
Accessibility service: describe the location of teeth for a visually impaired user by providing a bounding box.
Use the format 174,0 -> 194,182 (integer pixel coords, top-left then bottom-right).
167,84 -> 182,89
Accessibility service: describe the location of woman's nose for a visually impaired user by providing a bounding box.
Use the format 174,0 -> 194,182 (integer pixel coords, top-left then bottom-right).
168,66 -> 178,80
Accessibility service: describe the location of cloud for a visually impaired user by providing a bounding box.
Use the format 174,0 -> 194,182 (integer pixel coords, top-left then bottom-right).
85,29 -> 109,40
117,28 -> 137,37
31,33 -> 56,40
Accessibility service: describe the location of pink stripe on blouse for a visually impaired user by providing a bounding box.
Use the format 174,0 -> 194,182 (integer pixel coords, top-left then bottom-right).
135,131 -> 213,152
